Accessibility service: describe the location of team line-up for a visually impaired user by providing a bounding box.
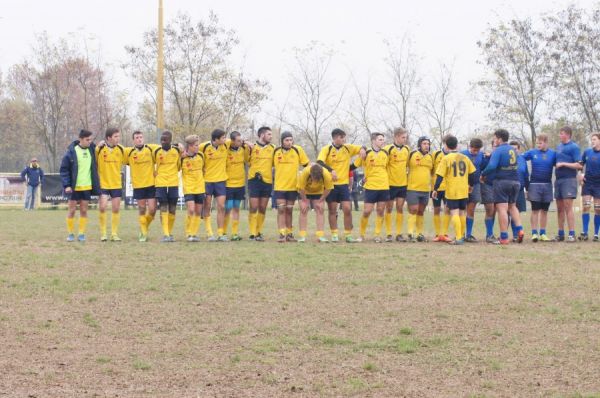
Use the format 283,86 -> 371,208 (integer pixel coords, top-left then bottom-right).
59,125 -> 598,244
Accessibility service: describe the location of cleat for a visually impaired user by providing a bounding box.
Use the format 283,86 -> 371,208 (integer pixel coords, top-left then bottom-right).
416,234 -> 428,242
255,233 -> 265,242
517,230 -> 524,243
169,235 -> 176,242
494,238 -> 510,245
594,235 -> 599,242
66,234 -> 75,242
286,233 -> 297,242
277,233 -> 286,243
465,235 -> 478,243
385,235 -> 393,242
356,236 -> 364,242
345,235 -> 358,243
161,235 -> 171,243
578,233 -> 589,241
331,234 -> 339,243
374,236 -> 382,243
207,235 -> 217,242
187,236 -> 196,242
554,235 -> 565,242
318,236 -> 329,243
439,235 -> 452,243
100,235 -> 108,242
231,234 -> 242,241
433,235 -> 441,242
512,237 -> 518,243
449,238 -> 465,245
408,234 -> 417,243
539,234 -> 551,242
566,235 -> 576,243
217,235 -> 229,242
531,233 -> 539,242
77,234 -> 86,242
138,233 -> 148,242
248,234 -> 256,241
110,235 -> 122,242
485,235 -> 497,244
297,236 -> 306,243
395,234 -> 406,242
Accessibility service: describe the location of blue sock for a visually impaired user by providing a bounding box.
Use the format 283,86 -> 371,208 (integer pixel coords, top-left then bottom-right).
510,220 -> 517,237
558,230 -> 565,237
532,229 -> 538,235
582,213 -> 590,234
540,228 -> 546,235
466,217 -> 474,236
500,231 -> 509,240
485,218 -> 494,237
595,215 -> 600,235
569,230 -> 575,237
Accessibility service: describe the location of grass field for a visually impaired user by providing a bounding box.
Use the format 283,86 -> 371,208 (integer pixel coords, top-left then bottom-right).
1,208 -> 600,397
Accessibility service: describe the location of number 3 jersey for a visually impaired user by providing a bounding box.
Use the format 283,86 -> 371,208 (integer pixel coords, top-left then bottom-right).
435,152 -> 476,200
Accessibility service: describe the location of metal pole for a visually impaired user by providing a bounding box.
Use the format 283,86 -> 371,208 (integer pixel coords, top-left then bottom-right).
157,0 -> 164,141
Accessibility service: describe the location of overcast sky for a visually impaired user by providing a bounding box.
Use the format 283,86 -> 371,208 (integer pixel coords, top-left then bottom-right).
0,0 -> 596,135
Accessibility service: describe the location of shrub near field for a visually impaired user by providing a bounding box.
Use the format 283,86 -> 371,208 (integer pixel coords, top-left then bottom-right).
1,209 -> 600,397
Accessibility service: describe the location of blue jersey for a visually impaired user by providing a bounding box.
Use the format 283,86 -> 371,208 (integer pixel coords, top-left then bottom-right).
481,153 -> 495,186
556,141 -> 581,180
522,148 -> 556,184
481,143 -> 519,181
516,154 -> 529,189
582,148 -> 600,184
461,149 -> 484,184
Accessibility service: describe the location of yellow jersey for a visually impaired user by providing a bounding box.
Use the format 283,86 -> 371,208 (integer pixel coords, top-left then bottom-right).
353,148 -> 390,190
153,146 -> 182,187
384,143 -> 410,187
96,144 -> 125,190
125,144 -> 160,189
432,150 -> 448,191
273,145 -> 310,191
226,143 -> 250,188
248,142 -> 276,184
435,152 -> 476,200
297,167 -> 334,195
182,153 -> 205,195
200,142 -> 228,183
407,150 -> 434,192
317,143 -> 362,186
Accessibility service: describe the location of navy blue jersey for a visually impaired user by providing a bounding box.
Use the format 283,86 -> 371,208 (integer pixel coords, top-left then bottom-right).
461,149 -> 484,184
517,154 -> 529,189
480,153 -> 495,186
556,141 -> 581,180
522,148 -> 556,184
481,143 -> 519,181
582,148 -> 600,184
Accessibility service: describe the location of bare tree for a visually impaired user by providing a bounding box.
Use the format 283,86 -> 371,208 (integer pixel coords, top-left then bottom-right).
421,62 -> 460,147
347,72 -> 375,136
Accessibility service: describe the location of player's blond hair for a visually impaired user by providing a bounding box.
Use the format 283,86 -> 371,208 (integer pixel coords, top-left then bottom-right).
185,134 -> 199,148
393,127 -> 408,137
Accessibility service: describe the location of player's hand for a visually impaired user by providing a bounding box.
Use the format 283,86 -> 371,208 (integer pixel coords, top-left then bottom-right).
300,199 -> 309,213
65,187 -> 72,194
359,147 -> 367,159
246,141 -> 254,150
97,140 -> 106,148
431,190 -> 438,199
314,200 -> 324,212
468,186 -> 473,194
331,170 -> 338,182
480,176 -> 486,184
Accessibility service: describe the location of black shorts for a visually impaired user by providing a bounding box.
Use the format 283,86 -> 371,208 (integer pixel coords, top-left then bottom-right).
389,186 -> 408,200
156,186 -> 179,203
274,191 -> 298,201
432,191 -> 446,207
226,186 -> 246,201
100,188 -> 122,198
446,198 -> 468,210
205,181 -> 226,197
305,194 -> 322,200
326,185 -> 351,203
248,177 -> 272,198
133,186 -> 156,200
184,193 -> 205,204
582,182 -> 600,198
364,189 -> 390,204
69,190 -> 92,201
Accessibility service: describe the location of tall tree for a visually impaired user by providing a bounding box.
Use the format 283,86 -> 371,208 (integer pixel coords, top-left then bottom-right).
421,62 -> 460,147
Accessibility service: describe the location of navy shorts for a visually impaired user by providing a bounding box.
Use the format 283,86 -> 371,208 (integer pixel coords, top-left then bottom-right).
555,178 -> 578,200
481,183 -> 494,205
184,193 -> 205,204
133,186 -> 156,200
69,190 -> 92,201
156,186 -> 179,203
226,186 -> 246,201
528,182 -> 553,203
432,190 -> 446,207
468,184 -> 481,204
248,177 -> 272,198
326,184 -> 351,203
364,189 -> 390,204
274,191 -> 298,201
306,194 -> 322,200
493,179 -> 520,204
205,181 -> 226,197
389,186 -> 408,200
100,189 -> 122,198
406,190 -> 429,206
582,182 -> 600,198
446,198 -> 468,210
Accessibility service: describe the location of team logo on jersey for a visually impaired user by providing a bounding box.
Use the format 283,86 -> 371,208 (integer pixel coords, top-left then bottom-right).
186,161 -> 192,168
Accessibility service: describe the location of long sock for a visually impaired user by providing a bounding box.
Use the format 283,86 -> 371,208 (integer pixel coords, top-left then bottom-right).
569,230 -> 575,237
78,217 -> 87,234
217,227 -> 224,236
232,219 -> 239,235
316,230 -> 324,238
286,227 -> 293,235
451,215 -> 462,239
395,213 -> 403,235
500,231 -> 509,240
249,212 -> 257,236
532,229 -> 538,236
257,213 -> 266,234
582,213 -> 590,234
558,230 -> 565,237
331,228 -> 339,236
193,215 -> 202,236
460,215 -> 466,239
139,215 -> 148,235
594,215 -> 600,235
511,220 -> 517,238
360,216 -> 369,236
161,212 -> 170,237
223,214 -> 230,234
168,214 -> 176,236
185,214 -> 192,236
408,214 -> 416,235
384,213 -> 392,235
146,214 -> 155,230
299,230 -> 307,238
67,217 -> 75,234
433,214 -> 441,236
343,229 -> 352,237
205,215 -> 213,236
111,212 -> 120,236
485,218 -> 494,237
466,217 -> 474,237
99,212 -> 107,236
416,215 -> 424,234
442,214 -> 450,236
375,215 -> 384,236
540,228 -> 546,235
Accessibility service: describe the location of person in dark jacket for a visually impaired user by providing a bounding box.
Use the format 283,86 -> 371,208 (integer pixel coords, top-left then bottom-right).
59,129 -> 100,242
21,158 -> 45,210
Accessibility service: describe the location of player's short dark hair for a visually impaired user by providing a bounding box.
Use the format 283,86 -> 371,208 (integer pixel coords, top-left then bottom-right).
331,128 -> 346,138
494,129 -> 510,143
560,126 -> 573,137
230,131 -> 242,140
257,126 -> 271,137
442,135 -> 450,144
132,130 -> 144,139
509,140 -> 521,149
469,138 -> 483,149
211,129 -> 226,141
79,129 -> 93,139
310,163 -> 323,181
371,132 -> 384,141
105,127 -> 120,139
446,135 -> 458,150
161,130 -> 173,139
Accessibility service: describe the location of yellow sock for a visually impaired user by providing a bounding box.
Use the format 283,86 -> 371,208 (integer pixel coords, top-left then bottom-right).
257,213 -> 266,233
433,214 -> 441,236
111,212 -> 120,236
223,214 -> 230,233
193,215 -> 202,236
161,212 -> 169,236
384,213 -> 392,235
442,214 -> 450,236
146,213 -> 154,227
286,227 -> 293,235
99,212 -> 107,236
168,213 -> 175,235
232,219 -> 239,235
205,215 -> 213,236
375,215 -> 384,236
185,214 -> 192,236
78,217 -> 87,234
331,228 -> 339,236
67,217 -> 75,234
249,212 -> 257,236
416,215 -> 424,234
452,215 -> 462,239
316,230 -> 324,238
344,229 -> 352,236
279,228 -> 286,236
360,215 -> 369,236
408,214 -> 416,235
299,230 -> 307,238
460,215 -> 467,239
396,213 -> 404,235
139,215 -> 148,235
217,228 -> 224,236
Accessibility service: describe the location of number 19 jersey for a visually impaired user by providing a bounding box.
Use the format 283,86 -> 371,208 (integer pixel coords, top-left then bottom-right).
435,152 -> 475,200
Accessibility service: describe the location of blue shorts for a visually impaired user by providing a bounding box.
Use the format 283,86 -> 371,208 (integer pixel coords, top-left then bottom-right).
133,186 -> 156,200
528,182 -> 553,203
248,177 -> 272,198
582,182 -> 600,198
100,189 -> 122,198
493,179 -> 520,204
326,184 -> 351,203
406,190 -> 429,206
555,178 -> 578,200
446,198 -> 468,210
481,183 -> 494,205
156,186 -> 179,203
306,194 -> 322,200
516,187 -> 526,212
389,186 -> 408,200
432,191 -> 446,207
468,184 -> 481,204
205,181 -> 226,197
69,190 -> 92,201
274,191 -> 298,202
226,186 -> 246,201
184,193 -> 205,204
364,189 -> 390,204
